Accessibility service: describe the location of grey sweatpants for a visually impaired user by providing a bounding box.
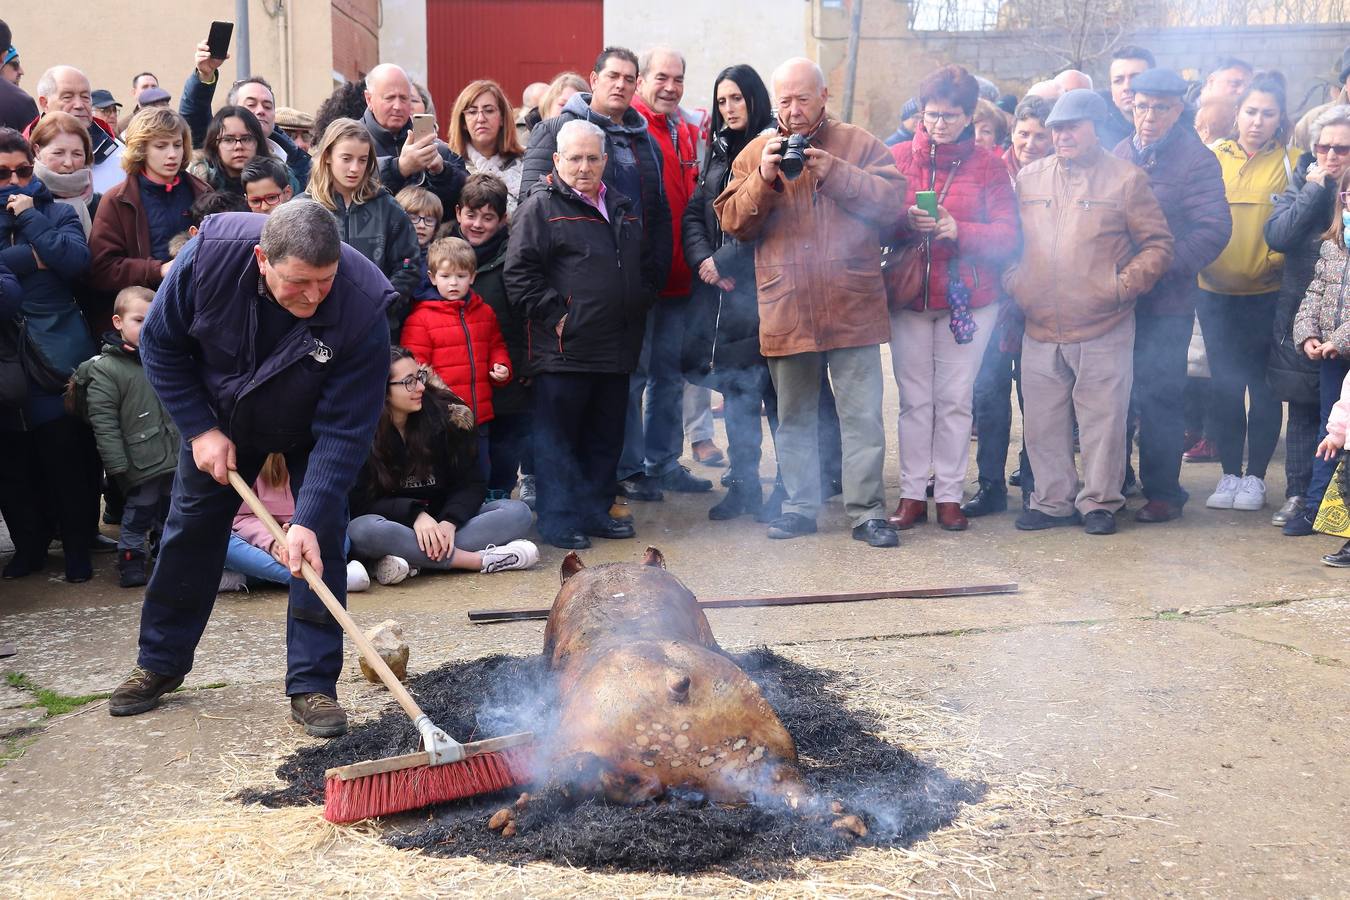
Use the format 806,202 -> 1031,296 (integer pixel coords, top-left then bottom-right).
767,344 -> 887,526
347,499 -> 533,570
1021,318 -> 1135,517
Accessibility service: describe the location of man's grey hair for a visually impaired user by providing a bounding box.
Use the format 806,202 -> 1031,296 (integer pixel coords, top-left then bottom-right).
557,119 -> 606,156
639,47 -> 686,76
35,65 -> 84,100
1311,104 -> 1350,147
260,200 -> 341,267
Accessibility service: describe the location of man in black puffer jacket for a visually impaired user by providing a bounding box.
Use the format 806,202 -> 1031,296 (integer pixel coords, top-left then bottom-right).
506,120 -> 652,550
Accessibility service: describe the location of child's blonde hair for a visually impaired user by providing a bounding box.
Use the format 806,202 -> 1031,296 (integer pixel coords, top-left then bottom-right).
113,286 -> 154,318
427,236 -> 476,276
308,118 -> 381,211
395,185 -> 443,221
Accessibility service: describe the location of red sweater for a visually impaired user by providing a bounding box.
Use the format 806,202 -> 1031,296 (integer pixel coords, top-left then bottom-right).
633,96 -> 699,297
401,291 -> 511,424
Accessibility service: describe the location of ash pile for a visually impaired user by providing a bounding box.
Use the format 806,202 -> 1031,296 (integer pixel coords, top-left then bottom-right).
243,649 -> 982,878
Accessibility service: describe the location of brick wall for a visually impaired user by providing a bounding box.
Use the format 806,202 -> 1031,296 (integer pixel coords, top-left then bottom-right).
332,0 -> 381,82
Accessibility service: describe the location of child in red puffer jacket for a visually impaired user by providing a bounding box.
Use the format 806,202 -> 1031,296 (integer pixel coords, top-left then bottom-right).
401,236 -> 511,476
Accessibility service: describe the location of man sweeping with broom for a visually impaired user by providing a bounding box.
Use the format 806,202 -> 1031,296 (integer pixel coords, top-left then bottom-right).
108,201 -> 395,738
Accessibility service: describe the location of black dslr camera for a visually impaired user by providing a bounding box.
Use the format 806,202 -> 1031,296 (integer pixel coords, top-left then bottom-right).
776,134 -> 810,180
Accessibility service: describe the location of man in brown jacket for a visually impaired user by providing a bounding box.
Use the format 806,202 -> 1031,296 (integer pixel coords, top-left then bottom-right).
715,58 -> 905,547
1005,89 -> 1173,536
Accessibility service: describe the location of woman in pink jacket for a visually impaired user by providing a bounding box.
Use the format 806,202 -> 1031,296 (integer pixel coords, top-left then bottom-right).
220,454 -> 371,593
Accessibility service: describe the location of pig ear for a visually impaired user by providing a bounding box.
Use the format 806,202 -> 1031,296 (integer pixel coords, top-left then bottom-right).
641,546 -> 666,569
560,552 -> 586,583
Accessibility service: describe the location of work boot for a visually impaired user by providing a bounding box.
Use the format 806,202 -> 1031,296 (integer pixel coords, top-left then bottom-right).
109,665 -> 184,716
118,550 -> 148,588
290,692 -> 349,738
708,479 -> 763,521
660,465 -> 713,493
961,480 -> 1007,518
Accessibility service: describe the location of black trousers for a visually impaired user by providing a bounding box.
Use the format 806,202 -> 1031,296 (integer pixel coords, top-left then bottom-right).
1131,312 -> 1194,505
972,320 -> 1033,493
1196,291 -> 1282,478
0,414 -> 101,568
487,409 -> 534,493
532,371 -> 628,538
718,363 -> 778,484
137,443 -> 348,697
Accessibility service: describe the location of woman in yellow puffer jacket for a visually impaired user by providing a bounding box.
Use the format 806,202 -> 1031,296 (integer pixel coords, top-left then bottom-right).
1197,72 -> 1302,514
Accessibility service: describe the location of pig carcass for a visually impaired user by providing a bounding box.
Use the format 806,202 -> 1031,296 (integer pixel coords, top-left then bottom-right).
542,547 -> 805,806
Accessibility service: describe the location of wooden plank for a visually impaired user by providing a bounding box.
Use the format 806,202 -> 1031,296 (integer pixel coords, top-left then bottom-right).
467,583 -> 1019,624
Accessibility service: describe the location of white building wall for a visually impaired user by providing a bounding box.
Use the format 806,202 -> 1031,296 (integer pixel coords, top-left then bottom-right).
378,0 -> 430,87
603,0 -> 809,115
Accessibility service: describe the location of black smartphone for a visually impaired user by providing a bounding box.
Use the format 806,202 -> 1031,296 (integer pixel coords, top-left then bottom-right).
207,21 -> 233,61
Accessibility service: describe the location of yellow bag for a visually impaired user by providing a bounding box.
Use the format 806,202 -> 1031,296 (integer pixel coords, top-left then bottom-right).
1313,456 -> 1350,538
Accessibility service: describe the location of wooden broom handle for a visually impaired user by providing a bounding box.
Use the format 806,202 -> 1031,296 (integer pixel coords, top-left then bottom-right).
227,470 -> 429,727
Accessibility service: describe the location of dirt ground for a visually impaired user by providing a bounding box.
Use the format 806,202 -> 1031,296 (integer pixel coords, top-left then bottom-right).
1,372 -> 1348,897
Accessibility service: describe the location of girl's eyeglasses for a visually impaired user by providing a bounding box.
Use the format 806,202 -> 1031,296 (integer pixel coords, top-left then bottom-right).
388,370 -> 429,391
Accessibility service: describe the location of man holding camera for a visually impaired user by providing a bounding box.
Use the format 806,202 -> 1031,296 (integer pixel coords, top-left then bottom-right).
715,58 -> 905,548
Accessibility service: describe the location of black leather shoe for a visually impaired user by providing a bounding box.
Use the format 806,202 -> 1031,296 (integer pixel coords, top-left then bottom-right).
851,518 -> 899,548
1282,508 -> 1316,537
1083,510 -> 1117,535
961,481 -> 1008,518
544,529 -> 591,550
1322,540 -> 1350,567
109,666 -> 184,716
1015,508 -> 1082,531
1008,467 -> 1023,487
709,480 -> 763,521
618,475 -> 663,501
583,517 -> 636,539
660,465 -> 713,493
767,512 -> 817,539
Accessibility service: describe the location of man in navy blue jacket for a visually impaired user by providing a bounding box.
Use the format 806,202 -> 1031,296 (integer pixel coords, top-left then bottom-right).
108,203 -> 394,737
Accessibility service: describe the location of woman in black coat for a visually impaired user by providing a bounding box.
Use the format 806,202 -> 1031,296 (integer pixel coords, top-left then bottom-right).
0,127 -> 100,582
1265,104 -> 1350,533
681,64 -> 778,521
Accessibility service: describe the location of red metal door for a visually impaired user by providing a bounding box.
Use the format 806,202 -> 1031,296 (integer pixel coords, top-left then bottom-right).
425,0 -> 603,122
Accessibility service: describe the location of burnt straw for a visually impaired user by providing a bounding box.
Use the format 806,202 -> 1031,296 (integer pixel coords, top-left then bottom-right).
239,649 -> 983,878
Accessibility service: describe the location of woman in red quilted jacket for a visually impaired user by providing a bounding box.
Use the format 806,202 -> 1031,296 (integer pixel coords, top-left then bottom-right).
887,65 -> 1019,532
400,236 -> 511,478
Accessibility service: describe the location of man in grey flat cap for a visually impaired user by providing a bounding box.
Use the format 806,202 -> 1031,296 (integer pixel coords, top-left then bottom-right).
1004,89 -> 1173,536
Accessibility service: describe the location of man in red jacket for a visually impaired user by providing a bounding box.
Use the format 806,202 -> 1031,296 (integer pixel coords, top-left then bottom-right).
618,46 -> 717,503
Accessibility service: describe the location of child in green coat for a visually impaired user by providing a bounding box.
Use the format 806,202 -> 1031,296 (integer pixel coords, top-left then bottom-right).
85,287 -> 181,587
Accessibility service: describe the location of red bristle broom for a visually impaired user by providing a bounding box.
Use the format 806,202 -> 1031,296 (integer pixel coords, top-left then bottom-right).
229,472 -> 535,823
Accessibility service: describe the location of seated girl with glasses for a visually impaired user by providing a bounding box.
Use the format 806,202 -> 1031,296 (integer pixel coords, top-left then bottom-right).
346,346 -> 538,585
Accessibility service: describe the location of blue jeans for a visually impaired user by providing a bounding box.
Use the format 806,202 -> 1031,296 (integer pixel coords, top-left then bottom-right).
1305,357 -> 1350,514
119,474 -> 174,554
224,533 -> 354,585
619,295 -> 689,479
972,318 -> 1032,493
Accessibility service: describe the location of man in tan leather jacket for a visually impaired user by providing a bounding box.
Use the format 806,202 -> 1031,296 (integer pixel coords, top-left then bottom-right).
715,57 -> 906,547
1004,89 -> 1173,536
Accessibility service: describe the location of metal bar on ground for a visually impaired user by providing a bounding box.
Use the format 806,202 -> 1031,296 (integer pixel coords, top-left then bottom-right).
467,583 -> 1018,624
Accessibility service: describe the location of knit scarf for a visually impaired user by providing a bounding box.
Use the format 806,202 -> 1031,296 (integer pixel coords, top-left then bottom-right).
32,163 -> 93,237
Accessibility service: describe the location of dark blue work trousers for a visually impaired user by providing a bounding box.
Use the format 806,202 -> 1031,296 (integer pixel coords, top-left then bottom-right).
137,442 -> 348,697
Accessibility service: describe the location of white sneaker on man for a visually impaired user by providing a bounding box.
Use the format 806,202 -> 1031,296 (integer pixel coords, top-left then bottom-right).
374,555 -> 411,585
346,560 -> 371,592
1205,474 -> 1241,509
480,540 -> 540,574
1233,475 -> 1267,511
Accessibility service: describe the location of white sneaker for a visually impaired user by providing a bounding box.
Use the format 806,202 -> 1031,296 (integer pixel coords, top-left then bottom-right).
480,540 -> 540,573
1233,475 -> 1267,511
374,555 -> 411,585
346,560 -> 371,592
1205,474 -> 1241,509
